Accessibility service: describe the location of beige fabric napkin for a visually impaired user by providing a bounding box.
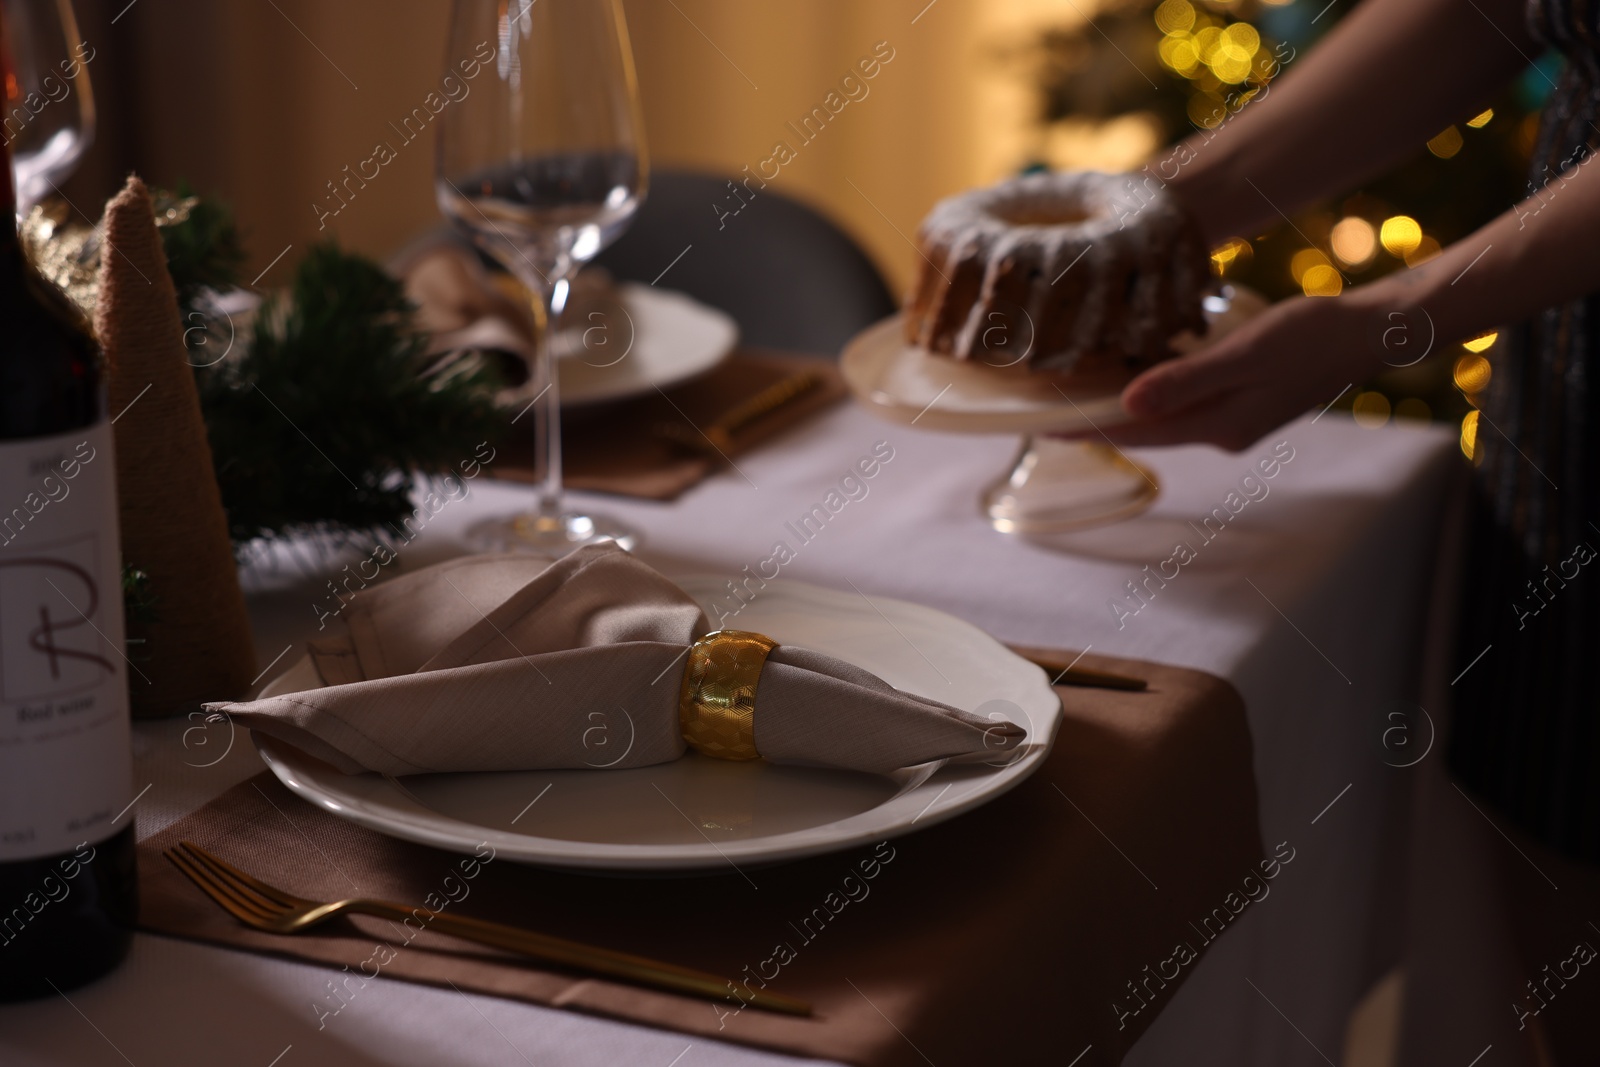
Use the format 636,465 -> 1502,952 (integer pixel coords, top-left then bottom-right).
213,545 -> 1023,777
397,240 -> 853,503
399,241 -> 625,367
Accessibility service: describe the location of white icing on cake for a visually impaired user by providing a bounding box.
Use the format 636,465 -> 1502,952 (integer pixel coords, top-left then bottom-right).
906,171 -> 1210,372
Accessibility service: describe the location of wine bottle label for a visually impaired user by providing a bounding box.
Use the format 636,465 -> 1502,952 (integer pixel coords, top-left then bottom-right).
0,423 -> 134,862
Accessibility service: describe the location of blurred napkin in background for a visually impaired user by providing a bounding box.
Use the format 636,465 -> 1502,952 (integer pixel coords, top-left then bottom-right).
400,241 -> 625,373
395,240 -> 848,501
213,544 -> 1023,778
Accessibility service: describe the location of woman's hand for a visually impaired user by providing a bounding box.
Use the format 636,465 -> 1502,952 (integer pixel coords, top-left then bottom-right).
1061,293 -> 1388,453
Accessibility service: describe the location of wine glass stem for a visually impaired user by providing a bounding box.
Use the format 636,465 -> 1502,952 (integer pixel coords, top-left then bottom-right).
529,286 -> 564,523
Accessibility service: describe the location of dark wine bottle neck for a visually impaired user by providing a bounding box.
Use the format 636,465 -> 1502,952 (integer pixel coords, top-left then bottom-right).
1,12 -> 21,253
0,140 -> 13,218
0,147 -> 22,272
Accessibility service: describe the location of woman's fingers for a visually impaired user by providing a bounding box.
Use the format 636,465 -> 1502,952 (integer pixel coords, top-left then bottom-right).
1120,318 -> 1267,419
1056,294 -> 1372,450
1094,390 -> 1275,451
1122,353 -> 1223,420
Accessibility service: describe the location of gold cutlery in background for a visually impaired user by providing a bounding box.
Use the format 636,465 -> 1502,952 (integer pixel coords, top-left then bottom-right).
166,840 -> 811,1017
653,370 -> 824,456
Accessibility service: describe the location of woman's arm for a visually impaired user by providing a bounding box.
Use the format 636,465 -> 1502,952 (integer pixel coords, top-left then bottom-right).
1166,0 -> 1534,245
1084,145 -> 1600,450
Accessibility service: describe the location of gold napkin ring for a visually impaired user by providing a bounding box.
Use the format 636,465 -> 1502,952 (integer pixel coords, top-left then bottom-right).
677,630 -> 777,761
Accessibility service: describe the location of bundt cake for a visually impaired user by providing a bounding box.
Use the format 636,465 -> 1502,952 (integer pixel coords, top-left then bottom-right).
903,171 -> 1212,376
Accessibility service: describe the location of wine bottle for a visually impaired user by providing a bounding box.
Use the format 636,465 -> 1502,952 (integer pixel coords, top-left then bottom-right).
0,115 -> 138,998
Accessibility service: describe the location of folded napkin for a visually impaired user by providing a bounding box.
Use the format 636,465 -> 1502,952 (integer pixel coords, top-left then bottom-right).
213,544 -> 1023,778
400,241 -> 624,371
397,239 -> 849,502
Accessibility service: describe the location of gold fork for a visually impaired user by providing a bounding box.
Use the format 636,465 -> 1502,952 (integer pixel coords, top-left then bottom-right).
166,840 -> 810,1016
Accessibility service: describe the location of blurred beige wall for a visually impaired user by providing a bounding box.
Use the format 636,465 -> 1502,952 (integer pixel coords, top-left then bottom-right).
68,0 -> 1080,295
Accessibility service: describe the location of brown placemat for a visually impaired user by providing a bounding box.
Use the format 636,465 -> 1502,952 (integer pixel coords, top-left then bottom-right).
490,349 -> 846,501
136,650 -> 1259,1066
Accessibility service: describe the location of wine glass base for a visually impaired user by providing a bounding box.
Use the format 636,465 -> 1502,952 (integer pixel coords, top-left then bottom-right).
466,511 -> 640,554
981,437 -> 1159,534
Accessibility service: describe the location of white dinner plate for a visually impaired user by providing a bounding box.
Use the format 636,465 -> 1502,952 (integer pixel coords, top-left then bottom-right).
841,285 -> 1266,434
541,283 -> 738,408
252,578 -> 1062,872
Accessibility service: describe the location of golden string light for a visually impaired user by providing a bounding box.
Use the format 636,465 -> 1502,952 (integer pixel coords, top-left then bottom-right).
1287,247 -> 1341,295
1379,216 -> 1423,257
1297,264 -> 1340,296
1405,236 -> 1441,267
1454,352 -> 1492,394
1460,409 -> 1479,460
1352,391 -> 1391,428
1154,0 -> 1196,34
1154,0 -> 1273,88
1210,236 -> 1253,274
1427,126 -> 1464,159
1289,247 -> 1330,283
1329,217 -> 1377,267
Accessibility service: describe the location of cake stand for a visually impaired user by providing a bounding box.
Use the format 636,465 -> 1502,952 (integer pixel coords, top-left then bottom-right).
840,285 -> 1266,533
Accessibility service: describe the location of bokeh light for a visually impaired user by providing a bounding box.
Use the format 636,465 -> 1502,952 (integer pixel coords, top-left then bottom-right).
1454,352 -> 1492,393
1466,108 -> 1494,128
1380,216 -> 1423,257
1405,236 -> 1441,267
1516,113 -> 1541,157
1211,54 -> 1252,83
1427,126 -> 1464,159
1155,0 -> 1196,34
1462,331 -> 1498,352
1224,22 -> 1259,52
1301,264 -> 1343,297
1160,34 -> 1202,76
1156,6 -> 1274,90
1210,237 -> 1253,274
1289,247 -> 1331,284
1209,23 -> 1259,83
1187,91 -> 1225,128
1395,398 -> 1432,422
1329,217 -> 1377,267
1460,409 -> 1479,459
1352,391 -> 1391,428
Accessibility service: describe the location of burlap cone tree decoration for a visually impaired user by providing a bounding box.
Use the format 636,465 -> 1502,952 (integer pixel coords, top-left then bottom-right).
95,175 -> 256,717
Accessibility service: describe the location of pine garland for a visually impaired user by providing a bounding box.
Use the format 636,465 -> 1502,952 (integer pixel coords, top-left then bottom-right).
158,184 -> 247,311
160,198 -> 502,544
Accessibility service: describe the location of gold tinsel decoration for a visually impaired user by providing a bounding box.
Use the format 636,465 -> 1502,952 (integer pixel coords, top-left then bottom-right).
20,192 -> 201,316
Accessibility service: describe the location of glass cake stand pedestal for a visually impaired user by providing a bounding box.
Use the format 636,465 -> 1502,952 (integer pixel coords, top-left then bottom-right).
839,286 -> 1265,534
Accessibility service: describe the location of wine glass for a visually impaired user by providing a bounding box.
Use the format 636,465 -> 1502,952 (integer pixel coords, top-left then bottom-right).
1,0 -> 95,216
436,0 -> 647,553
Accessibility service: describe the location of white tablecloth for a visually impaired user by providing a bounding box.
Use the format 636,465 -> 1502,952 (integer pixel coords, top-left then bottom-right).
0,403 -> 1459,1067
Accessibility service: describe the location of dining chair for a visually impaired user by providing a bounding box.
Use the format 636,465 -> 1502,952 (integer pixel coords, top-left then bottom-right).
592,170 -> 898,356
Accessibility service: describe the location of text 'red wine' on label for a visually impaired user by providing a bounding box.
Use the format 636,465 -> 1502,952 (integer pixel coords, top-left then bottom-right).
0,423 -> 133,861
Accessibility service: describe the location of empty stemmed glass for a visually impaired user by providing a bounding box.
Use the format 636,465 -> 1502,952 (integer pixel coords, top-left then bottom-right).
1,0 -> 95,215
435,0 -> 647,552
